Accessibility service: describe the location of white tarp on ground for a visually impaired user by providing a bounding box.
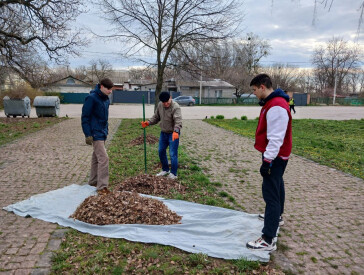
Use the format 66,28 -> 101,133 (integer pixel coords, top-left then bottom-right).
3,184 -> 272,262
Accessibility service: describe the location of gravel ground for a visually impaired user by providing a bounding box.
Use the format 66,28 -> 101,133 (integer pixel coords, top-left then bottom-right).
181,119 -> 364,274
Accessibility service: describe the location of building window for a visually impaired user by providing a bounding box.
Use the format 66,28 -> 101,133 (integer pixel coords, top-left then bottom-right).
194,90 -> 199,97
215,90 -> 222,98
66,78 -> 76,85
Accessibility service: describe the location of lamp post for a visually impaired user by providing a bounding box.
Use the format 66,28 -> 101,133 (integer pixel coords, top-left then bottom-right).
199,72 -> 202,105
333,66 -> 338,105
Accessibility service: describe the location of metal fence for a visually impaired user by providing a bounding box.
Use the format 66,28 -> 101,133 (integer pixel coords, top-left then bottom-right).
310,97 -> 364,106
194,97 -> 259,105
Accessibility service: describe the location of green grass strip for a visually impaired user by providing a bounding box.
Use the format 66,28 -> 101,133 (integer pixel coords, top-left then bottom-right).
206,118 -> 364,180
51,118 -> 262,274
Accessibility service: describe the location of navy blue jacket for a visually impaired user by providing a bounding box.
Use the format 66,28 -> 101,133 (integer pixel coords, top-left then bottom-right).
81,84 -> 110,141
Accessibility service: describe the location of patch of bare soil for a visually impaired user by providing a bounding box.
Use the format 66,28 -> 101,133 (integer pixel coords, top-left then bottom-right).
130,134 -> 159,145
116,174 -> 186,195
70,191 -> 181,225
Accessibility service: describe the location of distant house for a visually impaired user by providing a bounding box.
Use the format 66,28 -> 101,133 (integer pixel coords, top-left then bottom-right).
0,72 -> 26,91
178,79 -> 235,98
43,75 -> 93,94
123,80 -> 156,91
112,83 -> 124,90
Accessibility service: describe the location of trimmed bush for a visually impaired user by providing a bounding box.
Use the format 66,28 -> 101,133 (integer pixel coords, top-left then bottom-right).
241,115 -> 247,120
0,84 -> 43,108
216,115 -> 224,119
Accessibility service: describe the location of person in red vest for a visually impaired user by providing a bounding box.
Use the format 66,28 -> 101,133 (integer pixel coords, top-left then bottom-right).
246,74 -> 292,251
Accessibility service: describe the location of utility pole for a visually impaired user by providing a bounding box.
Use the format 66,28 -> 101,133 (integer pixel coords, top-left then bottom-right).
333,62 -> 338,105
199,72 -> 202,105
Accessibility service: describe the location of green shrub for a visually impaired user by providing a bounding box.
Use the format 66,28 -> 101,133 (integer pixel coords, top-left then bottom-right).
233,117 -> 238,120
1,84 -> 43,106
241,115 -> 247,120
216,115 -> 224,119
210,116 -> 214,119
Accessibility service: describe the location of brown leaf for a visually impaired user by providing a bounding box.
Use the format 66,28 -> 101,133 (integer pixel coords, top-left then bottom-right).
70,190 -> 182,226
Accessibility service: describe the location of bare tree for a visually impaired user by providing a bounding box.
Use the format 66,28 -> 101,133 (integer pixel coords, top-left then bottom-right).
73,66 -> 89,81
311,37 -> 363,96
265,64 -> 301,92
0,65 -> 9,87
343,68 -> 364,95
1,49 -> 57,89
293,69 -> 316,94
97,0 -> 242,109
170,33 -> 271,98
312,0 -> 364,37
129,67 -> 157,81
0,0 -> 85,84
87,59 -> 113,83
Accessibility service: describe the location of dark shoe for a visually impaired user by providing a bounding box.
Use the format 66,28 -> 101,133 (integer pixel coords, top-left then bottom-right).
258,213 -> 284,226
246,237 -> 277,251
97,188 -> 111,196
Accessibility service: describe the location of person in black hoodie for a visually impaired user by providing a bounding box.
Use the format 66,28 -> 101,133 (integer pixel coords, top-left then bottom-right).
246,74 -> 292,251
81,78 -> 114,195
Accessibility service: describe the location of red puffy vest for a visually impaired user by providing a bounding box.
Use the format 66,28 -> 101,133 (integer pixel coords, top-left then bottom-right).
254,97 -> 292,158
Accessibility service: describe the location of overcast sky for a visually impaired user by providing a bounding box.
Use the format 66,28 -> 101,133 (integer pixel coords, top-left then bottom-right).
69,0 -> 364,69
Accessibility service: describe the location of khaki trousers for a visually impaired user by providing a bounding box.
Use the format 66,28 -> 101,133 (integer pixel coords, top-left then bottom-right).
88,140 -> 109,190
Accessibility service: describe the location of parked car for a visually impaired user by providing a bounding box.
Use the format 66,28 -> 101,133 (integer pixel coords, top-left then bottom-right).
173,96 -> 195,106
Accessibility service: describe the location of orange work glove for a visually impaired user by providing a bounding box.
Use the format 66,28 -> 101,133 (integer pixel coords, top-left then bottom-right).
172,131 -> 179,141
141,121 -> 149,128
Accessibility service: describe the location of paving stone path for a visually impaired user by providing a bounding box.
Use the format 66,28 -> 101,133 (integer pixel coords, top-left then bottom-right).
0,118 -> 121,275
181,120 -> 364,274
1,117 -> 363,274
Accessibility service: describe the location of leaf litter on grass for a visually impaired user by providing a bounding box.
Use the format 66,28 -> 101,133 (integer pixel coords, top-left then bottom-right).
129,134 -> 159,145
116,174 -> 186,195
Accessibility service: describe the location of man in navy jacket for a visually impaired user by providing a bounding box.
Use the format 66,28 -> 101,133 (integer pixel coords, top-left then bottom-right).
81,78 -> 114,195
246,74 -> 292,251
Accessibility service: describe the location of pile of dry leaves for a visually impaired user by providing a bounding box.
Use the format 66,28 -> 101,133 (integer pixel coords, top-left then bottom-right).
129,134 -> 159,145
70,191 -> 181,225
115,174 -> 186,196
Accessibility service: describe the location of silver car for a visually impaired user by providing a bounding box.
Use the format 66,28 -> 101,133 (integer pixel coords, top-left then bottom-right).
173,96 -> 195,106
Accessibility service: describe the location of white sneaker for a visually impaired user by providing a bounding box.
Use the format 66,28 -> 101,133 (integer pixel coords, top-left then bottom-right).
156,171 -> 169,177
167,173 -> 177,180
258,213 -> 284,226
246,237 -> 277,251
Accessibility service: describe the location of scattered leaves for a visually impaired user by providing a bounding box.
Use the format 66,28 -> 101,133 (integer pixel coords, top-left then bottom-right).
130,134 -> 159,145
116,174 -> 186,195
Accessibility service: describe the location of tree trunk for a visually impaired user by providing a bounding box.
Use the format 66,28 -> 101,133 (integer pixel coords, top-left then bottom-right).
154,69 -> 164,111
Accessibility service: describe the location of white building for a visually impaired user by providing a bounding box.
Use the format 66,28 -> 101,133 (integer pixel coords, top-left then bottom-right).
178,79 -> 235,98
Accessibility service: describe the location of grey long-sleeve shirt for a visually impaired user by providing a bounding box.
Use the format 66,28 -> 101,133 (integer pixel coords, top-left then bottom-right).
148,101 -> 182,133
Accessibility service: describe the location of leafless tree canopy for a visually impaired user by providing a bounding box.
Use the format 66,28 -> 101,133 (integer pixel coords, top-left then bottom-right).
0,0 -> 85,87
88,59 -> 113,83
170,33 -> 271,96
98,0 -> 243,108
311,37 -> 363,95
